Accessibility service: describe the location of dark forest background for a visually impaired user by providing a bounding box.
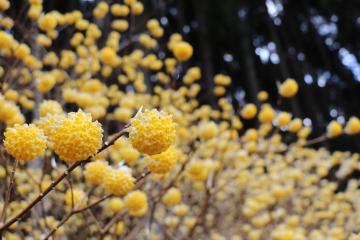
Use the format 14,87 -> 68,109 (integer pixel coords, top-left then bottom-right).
9,0 -> 360,152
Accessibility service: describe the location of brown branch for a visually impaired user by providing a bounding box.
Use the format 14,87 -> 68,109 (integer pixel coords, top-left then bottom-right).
73,194 -> 112,214
146,159 -> 190,239
44,210 -> 73,240
0,159 -> 18,223
99,211 -> 126,240
302,135 -> 328,147
86,209 -> 103,230
184,170 -> 218,240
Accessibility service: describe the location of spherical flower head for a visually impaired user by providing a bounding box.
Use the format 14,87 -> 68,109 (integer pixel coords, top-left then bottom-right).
0,0 -> 10,11
145,146 -> 178,174
124,190 -> 148,217
186,160 -> 208,181
103,168 -> 135,196
297,126 -> 311,139
113,107 -> 133,122
114,221 -> 125,236
84,161 -> 109,185
36,113 -> 65,144
288,118 -> 303,133
100,47 -> 117,66
257,91 -> 269,102
214,74 -> 231,86
81,79 -> 103,93
245,141 -> 257,153
52,110 -> 103,163
39,100 -> 63,117
345,117 -> 360,135
162,187 -> 182,206
214,86 -> 226,96
129,109 -> 176,155
241,103 -> 257,120
244,128 -> 258,141
118,146 -> 140,164
327,120 -> 343,138
258,105 -> 275,123
108,198 -> 125,214
173,204 -> 189,217
38,14 -> 58,32
0,100 -> 23,125
198,121 -> 218,140
93,1 -> 109,19
279,78 -> 298,98
36,74 -> 56,93
0,31 -> 13,49
277,112 -> 292,127
4,89 -> 19,102
3,124 -> 47,161
131,2 -> 144,15
173,41 -> 193,61
64,188 -> 87,208
111,4 -> 130,17
271,229 -> 294,240
13,43 -> 31,60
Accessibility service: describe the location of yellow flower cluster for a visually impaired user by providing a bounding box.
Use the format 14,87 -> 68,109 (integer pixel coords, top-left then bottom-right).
103,167 -> 135,196
279,78 -> 299,98
3,124 -> 47,161
51,111 -> 103,163
327,120 -> 343,138
145,146 -> 179,174
162,187 -> 182,206
173,41 -> 193,61
84,161 -> 109,185
241,103 -> 257,120
108,198 -> 124,214
0,94 -> 25,127
129,109 -> 176,155
198,121 -> 218,140
124,190 -> 148,217
38,100 -> 63,117
110,138 -> 140,164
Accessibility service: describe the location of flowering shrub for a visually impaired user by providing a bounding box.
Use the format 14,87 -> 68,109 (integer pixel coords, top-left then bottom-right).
0,0 -> 359,240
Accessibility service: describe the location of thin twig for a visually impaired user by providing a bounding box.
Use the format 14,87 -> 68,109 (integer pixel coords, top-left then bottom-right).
0,159 -> 18,223
146,159 -> 190,239
184,170 -> 218,239
302,135 -> 328,147
73,194 -> 112,214
86,209 -> 103,230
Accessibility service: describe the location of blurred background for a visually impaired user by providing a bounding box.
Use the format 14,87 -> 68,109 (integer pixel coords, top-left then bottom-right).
9,0 -> 360,151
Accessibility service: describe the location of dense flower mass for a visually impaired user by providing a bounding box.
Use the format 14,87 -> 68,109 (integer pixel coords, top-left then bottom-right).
84,160 -> 109,185
124,190 -> 148,217
51,111 -> 103,163
0,1 -> 360,239
103,168 -> 135,196
145,146 -> 179,174
173,41 -> 193,61
3,124 -> 47,161
129,109 -> 176,155
38,100 -> 63,117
